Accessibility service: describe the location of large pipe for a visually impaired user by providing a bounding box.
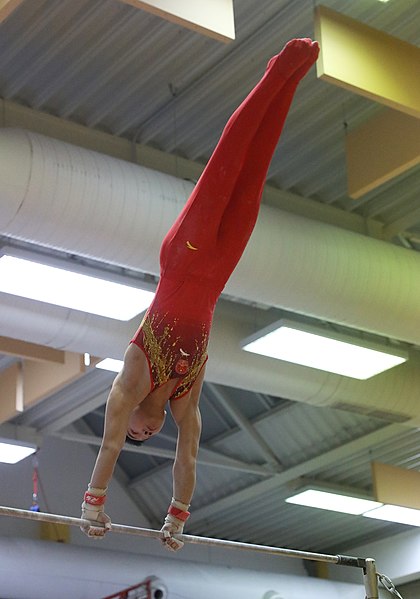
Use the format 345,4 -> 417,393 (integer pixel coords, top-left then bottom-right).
1,293 -> 420,423
1,128 -> 420,345
2,129 -> 420,426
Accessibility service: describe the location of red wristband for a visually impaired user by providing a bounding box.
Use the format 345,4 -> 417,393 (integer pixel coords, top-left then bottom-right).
168,505 -> 190,522
84,491 -> 106,506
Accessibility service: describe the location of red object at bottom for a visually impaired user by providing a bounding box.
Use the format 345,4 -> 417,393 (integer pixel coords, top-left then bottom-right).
100,575 -> 167,599
100,578 -> 152,599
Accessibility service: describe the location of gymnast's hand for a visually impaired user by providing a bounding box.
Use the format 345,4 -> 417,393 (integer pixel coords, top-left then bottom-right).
160,498 -> 190,552
161,516 -> 185,551
80,486 -> 112,539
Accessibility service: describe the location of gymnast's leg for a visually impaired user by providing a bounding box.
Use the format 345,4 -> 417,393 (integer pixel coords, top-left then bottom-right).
160,39 -> 319,275
216,45 -> 319,274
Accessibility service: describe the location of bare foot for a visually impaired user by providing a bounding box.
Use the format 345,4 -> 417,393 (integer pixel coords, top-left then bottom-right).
266,38 -> 320,83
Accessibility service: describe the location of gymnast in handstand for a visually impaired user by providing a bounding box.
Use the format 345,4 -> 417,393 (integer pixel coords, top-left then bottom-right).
81,38 -> 319,550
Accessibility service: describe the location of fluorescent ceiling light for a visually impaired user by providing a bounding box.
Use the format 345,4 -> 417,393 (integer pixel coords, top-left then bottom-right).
242,319 -> 407,379
96,358 -> 124,373
363,504 -> 420,527
287,488 -> 420,527
0,440 -> 36,464
0,255 -> 154,321
286,489 -> 382,515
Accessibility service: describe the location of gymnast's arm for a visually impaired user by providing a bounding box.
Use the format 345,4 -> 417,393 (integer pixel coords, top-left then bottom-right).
80,344 -> 151,538
172,384 -> 203,504
160,367 -> 205,551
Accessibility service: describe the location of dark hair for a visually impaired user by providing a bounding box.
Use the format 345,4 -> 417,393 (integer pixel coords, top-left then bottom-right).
125,435 -> 145,446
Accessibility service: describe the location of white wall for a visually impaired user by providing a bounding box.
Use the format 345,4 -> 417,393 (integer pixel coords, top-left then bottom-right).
0,537 -> 366,599
325,524 -> 420,599
342,527 -> 420,585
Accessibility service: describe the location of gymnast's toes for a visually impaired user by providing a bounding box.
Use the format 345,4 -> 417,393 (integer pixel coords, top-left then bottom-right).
267,38 -> 319,80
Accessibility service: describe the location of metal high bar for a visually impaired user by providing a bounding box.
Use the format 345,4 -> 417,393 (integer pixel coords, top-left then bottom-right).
0,505 -> 378,598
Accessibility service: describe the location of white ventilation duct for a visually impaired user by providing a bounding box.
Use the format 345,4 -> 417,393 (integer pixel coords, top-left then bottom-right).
1,128 -> 420,344
1,293 -> 420,425
1,128 -> 420,423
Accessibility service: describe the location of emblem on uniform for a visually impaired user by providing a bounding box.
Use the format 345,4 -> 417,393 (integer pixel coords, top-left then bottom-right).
175,348 -> 190,375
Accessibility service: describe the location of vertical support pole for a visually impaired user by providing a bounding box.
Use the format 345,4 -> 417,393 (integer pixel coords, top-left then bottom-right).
363,558 -> 378,599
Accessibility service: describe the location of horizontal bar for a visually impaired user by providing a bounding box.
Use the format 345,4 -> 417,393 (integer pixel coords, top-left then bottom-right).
0,505 -> 365,567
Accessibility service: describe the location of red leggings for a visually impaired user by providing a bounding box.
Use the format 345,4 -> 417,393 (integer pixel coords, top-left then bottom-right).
159,40 -> 318,290
131,40 -> 318,397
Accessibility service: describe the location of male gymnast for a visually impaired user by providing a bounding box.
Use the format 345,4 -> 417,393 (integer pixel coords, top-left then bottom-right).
81,38 -> 320,551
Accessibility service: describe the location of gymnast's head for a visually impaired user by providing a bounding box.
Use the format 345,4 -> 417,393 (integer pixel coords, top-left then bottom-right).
126,401 -> 167,443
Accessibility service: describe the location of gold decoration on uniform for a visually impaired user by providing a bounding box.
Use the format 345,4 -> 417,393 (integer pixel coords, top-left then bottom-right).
140,312 -> 209,398
141,313 -> 180,387
186,241 -> 198,251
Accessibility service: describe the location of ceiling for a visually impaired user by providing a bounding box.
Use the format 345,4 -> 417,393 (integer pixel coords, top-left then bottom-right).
1,0 -> 420,564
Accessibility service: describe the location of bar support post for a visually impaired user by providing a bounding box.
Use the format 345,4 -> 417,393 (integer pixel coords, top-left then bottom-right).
363,558 -> 378,599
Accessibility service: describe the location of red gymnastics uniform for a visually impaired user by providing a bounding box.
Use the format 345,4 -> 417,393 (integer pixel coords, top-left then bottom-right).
131,40 -> 319,399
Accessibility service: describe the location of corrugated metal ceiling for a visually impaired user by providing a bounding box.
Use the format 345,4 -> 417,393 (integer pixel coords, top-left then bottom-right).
1,0 -> 419,221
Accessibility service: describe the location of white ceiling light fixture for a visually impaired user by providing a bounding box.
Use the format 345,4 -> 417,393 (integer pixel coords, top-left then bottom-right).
286,486 -> 420,527
0,439 -> 37,464
242,319 -> 408,380
363,505 -> 420,527
95,358 -> 124,373
286,489 -> 382,515
0,252 -> 154,321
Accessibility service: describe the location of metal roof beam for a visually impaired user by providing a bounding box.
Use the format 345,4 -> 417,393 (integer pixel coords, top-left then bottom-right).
189,423 -> 406,526
383,206 -> 420,241
56,430 -> 274,477
208,383 -> 282,469
128,399 -> 299,487
15,370 -> 114,433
